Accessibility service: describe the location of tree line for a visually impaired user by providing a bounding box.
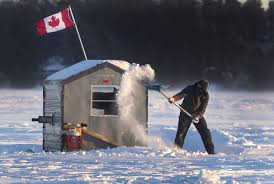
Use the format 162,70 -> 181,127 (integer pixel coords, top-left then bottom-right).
0,0 -> 274,89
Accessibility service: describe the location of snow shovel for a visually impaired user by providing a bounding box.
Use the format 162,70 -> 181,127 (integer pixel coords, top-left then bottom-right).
145,83 -> 193,119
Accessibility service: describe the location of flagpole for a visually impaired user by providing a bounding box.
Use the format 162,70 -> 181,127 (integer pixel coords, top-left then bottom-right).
68,5 -> 88,60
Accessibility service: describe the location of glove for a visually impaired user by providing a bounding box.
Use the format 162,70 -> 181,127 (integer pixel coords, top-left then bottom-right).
192,116 -> 199,124
192,113 -> 201,124
168,97 -> 175,104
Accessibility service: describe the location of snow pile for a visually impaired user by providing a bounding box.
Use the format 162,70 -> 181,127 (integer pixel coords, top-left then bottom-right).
117,64 -> 166,147
195,170 -> 223,184
81,174 -> 92,182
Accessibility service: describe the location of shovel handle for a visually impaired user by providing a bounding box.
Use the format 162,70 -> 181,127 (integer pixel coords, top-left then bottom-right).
159,91 -> 193,118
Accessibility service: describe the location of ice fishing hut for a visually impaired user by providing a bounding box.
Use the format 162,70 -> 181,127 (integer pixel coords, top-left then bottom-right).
33,60 -> 148,152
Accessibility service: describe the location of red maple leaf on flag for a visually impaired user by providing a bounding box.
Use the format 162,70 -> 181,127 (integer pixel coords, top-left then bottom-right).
48,16 -> 60,27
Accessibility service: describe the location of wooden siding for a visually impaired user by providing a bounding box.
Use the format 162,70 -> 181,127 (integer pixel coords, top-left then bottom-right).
43,81 -> 63,151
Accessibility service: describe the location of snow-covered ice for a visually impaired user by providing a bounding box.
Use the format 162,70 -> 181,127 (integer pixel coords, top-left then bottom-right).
0,89 -> 273,183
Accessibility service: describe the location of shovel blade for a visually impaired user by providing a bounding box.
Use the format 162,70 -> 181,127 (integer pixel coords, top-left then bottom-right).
145,83 -> 167,91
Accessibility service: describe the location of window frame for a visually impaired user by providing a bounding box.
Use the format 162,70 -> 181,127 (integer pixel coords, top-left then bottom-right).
90,85 -> 119,117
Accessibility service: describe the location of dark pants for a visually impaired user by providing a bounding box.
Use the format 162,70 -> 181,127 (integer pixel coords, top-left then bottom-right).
174,114 -> 215,154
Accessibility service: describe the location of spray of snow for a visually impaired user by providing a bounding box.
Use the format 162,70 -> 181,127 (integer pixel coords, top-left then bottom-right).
117,63 -> 167,148
117,63 -> 154,145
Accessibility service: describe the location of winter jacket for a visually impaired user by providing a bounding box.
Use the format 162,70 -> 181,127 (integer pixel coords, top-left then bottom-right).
172,83 -> 209,117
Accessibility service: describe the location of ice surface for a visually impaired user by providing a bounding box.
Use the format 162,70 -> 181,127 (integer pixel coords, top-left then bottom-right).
0,89 -> 273,183
46,60 -> 130,81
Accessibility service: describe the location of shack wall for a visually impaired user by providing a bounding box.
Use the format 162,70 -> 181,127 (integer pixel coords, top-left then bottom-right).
63,67 -> 122,125
63,65 -> 148,147
43,81 -> 63,151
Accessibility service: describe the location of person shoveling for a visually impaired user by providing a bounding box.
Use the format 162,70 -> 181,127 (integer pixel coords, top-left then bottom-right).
147,80 -> 215,154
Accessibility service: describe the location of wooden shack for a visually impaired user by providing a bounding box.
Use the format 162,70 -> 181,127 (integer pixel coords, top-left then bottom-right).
39,60 -> 148,151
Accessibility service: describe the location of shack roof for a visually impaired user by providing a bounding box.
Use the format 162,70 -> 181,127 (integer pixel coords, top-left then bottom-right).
46,60 -> 130,81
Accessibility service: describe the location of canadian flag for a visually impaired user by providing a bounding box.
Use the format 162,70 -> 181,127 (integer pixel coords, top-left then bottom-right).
35,8 -> 74,36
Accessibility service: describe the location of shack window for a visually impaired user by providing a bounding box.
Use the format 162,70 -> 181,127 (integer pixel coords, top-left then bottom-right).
91,85 -> 119,116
